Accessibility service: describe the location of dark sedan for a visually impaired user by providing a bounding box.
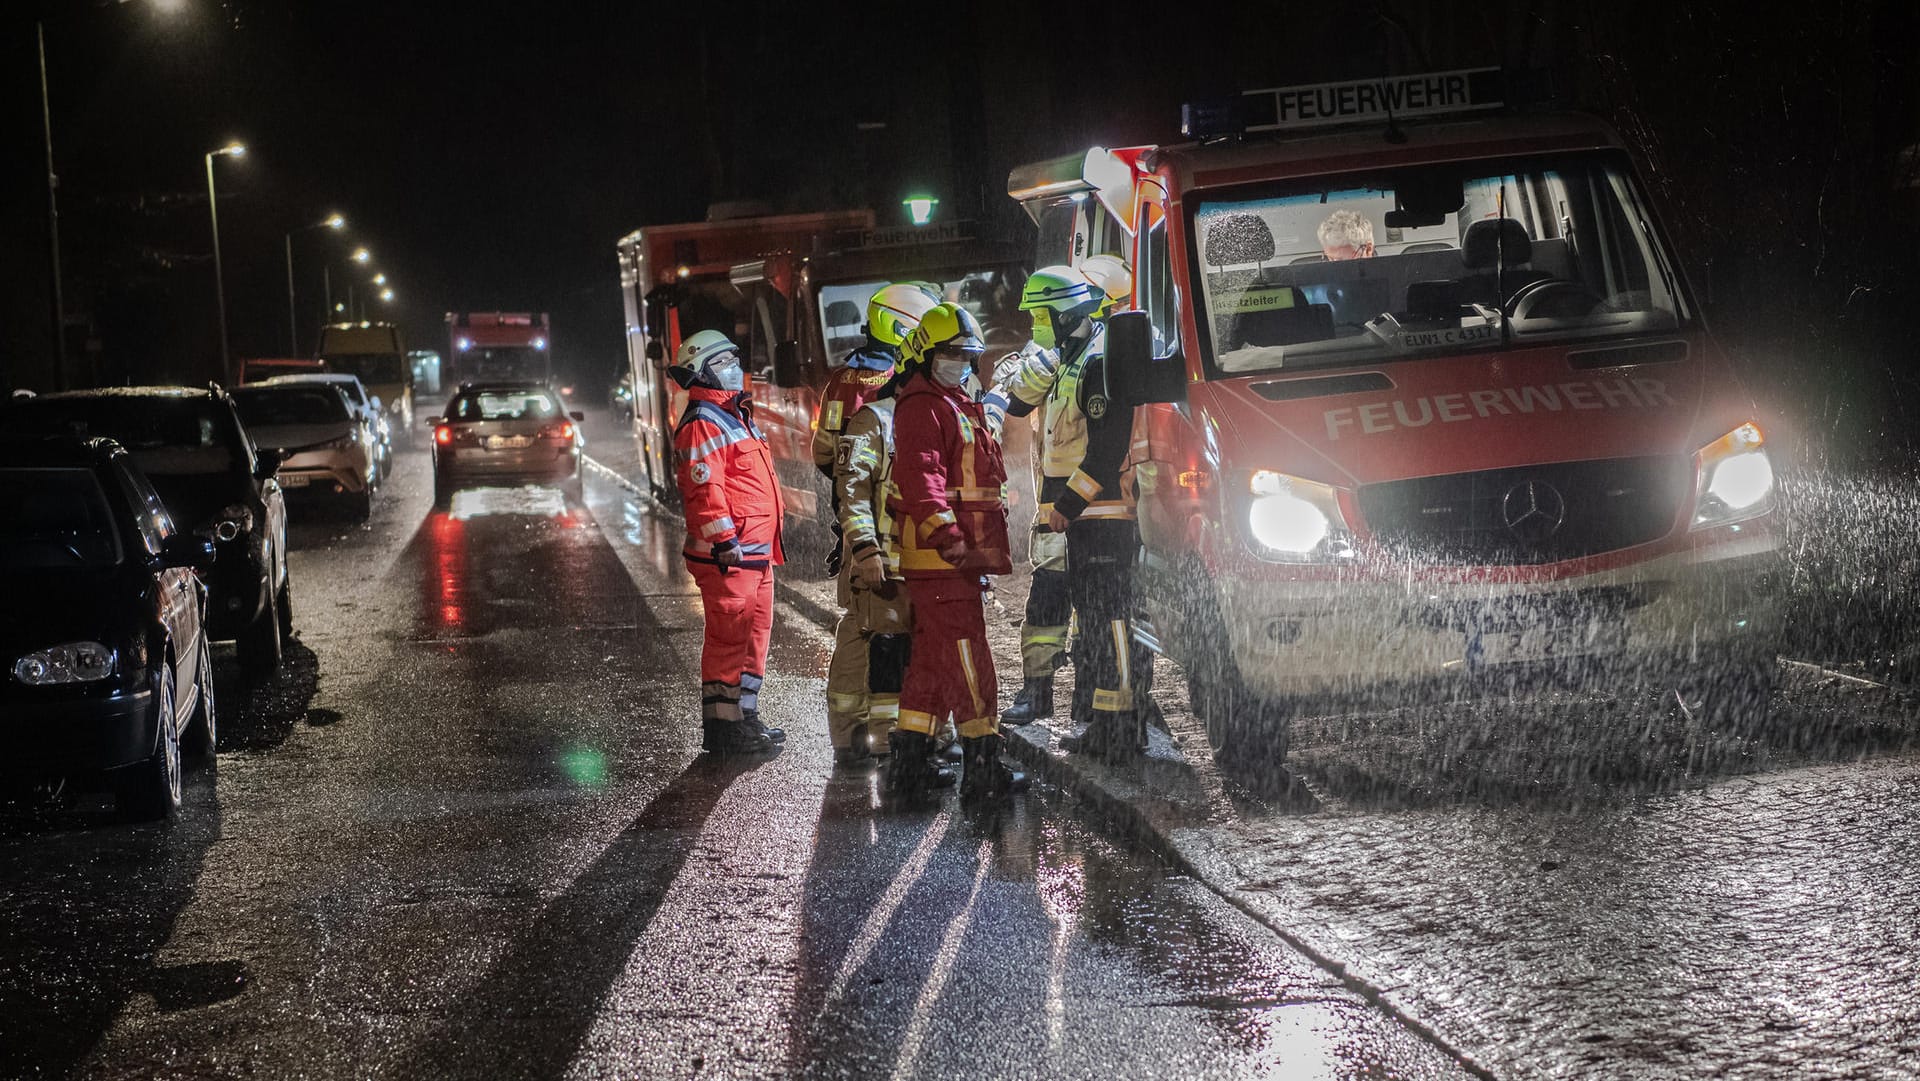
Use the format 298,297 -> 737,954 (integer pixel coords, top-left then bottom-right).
0,437 -> 219,820
4,387 -> 293,674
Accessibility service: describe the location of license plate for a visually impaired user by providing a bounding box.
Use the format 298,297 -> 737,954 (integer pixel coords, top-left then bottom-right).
1467,620 -> 1627,668
279,474 -> 311,488
485,435 -> 533,449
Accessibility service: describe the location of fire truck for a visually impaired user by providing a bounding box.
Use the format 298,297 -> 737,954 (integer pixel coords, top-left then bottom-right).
616,209 -> 875,502
728,224 -> 1030,529
446,312 -> 552,387
1009,70 -> 1784,763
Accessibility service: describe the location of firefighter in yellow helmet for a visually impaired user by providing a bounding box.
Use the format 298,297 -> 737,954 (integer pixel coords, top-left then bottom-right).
825,287 -> 947,773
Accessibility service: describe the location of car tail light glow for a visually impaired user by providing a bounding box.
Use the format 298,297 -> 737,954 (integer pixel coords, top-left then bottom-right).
434,425 -> 452,446
540,422 -> 575,440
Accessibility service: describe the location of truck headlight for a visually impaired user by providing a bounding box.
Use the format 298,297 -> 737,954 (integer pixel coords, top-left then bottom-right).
1692,422 -> 1775,530
14,641 -> 118,685
1246,470 -> 1355,562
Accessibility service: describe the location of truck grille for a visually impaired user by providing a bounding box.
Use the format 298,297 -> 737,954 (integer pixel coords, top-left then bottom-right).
1355,456 -> 1690,566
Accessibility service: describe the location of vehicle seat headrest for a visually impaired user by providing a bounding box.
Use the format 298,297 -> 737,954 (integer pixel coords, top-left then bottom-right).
1205,213 -> 1276,268
1462,218 -> 1533,269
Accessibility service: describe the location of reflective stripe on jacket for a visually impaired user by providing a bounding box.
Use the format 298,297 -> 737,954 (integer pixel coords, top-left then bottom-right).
674,387 -> 786,568
836,397 -> 901,575
811,356 -> 896,474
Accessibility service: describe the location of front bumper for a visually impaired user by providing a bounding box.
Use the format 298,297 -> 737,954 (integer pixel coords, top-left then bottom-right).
278,449 -> 370,495
1,687 -> 155,777
1220,537 -> 1783,701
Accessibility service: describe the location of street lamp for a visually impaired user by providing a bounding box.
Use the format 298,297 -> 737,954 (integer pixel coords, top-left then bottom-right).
380,288 -> 395,303
284,212 -> 345,355
372,273 -> 386,285
352,247 -> 371,264
205,141 -> 245,385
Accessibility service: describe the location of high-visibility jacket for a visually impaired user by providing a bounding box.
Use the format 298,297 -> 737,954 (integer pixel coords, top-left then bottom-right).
811,345 -> 896,476
890,373 -> 1011,579
1052,347 -> 1139,524
987,322 -> 1101,479
674,386 -> 786,569
836,396 -> 902,580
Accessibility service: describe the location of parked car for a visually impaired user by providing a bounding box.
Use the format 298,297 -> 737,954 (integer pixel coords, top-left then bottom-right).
255,372 -> 392,482
239,357 -> 326,384
0,436 -> 218,820
431,382 -> 584,504
231,382 -> 379,521
4,387 -> 293,674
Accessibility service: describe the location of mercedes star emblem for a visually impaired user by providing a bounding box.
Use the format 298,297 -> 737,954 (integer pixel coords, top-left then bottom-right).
1501,480 -> 1567,544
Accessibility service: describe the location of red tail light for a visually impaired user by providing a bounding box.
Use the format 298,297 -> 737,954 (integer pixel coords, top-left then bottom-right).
540,421 -> 575,440
434,425 -> 452,445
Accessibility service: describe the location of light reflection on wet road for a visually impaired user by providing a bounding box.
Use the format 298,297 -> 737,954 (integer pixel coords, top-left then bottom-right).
0,442 -> 1464,1080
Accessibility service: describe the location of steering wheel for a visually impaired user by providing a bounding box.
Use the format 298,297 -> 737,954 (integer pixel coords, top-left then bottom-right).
1504,278 -> 1603,322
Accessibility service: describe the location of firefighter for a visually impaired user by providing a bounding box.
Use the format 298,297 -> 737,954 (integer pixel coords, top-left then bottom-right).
1041,292 -> 1154,761
888,303 -> 1028,801
827,297 -> 946,776
669,330 -> 788,755
988,265 -> 1108,725
812,284 -> 940,576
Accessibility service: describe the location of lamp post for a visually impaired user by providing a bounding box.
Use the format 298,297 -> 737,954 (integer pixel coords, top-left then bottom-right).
284,212 -> 344,355
205,141 -> 245,385
36,22 -> 67,390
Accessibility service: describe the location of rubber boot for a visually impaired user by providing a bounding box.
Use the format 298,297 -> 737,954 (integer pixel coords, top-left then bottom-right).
1060,716 -> 1141,761
744,709 -> 786,743
834,724 -> 874,767
1000,677 -> 1053,725
960,734 -> 1029,802
701,719 -> 726,753
886,731 -> 955,796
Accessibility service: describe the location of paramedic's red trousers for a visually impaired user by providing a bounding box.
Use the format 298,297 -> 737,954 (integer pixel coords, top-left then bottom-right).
898,578 -> 999,740
688,561 -> 773,721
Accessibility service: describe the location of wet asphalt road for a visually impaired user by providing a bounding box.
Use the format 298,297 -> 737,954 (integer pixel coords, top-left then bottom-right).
0,434 -> 1465,1080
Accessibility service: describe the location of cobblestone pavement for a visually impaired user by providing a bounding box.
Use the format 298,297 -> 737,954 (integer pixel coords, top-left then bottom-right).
588,434 -> 1920,1080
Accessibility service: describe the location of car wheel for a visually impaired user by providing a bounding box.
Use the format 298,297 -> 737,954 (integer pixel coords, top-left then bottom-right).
433,466 -> 454,507
237,587 -> 283,675
561,465 -> 584,501
1183,578 -> 1291,769
183,631 -> 217,757
349,487 -> 373,522
116,661 -> 181,821
276,578 -> 293,640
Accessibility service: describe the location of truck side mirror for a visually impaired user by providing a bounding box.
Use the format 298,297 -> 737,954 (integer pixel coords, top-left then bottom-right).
771,339 -> 803,389
1106,310 -> 1184,404
644,340 -> 666,367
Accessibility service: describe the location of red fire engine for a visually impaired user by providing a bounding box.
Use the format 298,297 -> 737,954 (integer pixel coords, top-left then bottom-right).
1010,70 -> 1784,763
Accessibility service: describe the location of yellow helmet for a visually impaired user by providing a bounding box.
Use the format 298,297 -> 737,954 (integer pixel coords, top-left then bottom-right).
866,283 -> 940,348
1080,254 -> 1133,317
900,303 -> 985,368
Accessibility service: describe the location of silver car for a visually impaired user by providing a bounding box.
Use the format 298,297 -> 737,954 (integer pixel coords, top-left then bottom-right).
231,383 -> 379,520
431,383 -> 583,505
261,372 -> 393,482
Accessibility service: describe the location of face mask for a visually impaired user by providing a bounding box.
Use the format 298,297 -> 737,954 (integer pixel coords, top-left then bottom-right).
707,356 -> 744,391
1029,308 -> 1056,350
932,357 -> 974,388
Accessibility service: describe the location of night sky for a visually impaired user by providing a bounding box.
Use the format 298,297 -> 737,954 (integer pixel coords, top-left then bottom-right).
6,0 -> 1918,450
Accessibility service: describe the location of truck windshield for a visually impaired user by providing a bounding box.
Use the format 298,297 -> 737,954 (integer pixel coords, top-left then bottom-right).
324,353 -> 407,384
451,347 -> 548,384
816,266 -> 1030,364
1189,150 -> 1688,376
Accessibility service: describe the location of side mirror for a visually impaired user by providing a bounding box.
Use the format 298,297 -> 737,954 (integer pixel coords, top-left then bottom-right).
569,410 -> 585,422
1106,310 -> 1185,404
253,448 -> 285,479
644,340 -> 666,367
771,339 -> 803,389
159,534 -> 218,570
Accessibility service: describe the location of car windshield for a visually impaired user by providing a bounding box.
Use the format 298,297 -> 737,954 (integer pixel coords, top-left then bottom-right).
451,391 -> 559,421
816,266 -> 1030,362
0,468 -> 124,567
324,353 -> 406,384
6,398 -> 241,476
233,387 -> 350,426
1189,149 -> 1689,375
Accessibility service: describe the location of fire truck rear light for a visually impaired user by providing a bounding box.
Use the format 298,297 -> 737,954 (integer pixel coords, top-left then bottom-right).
1178,471 -> 1210,490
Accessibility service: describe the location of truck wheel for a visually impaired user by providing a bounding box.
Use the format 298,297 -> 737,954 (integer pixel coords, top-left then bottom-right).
1183,579 -> 1291,769
116,662 -> 181,821
182,632 -> 217,758
237,588 -> 283,675
1674,653 -> 1778,737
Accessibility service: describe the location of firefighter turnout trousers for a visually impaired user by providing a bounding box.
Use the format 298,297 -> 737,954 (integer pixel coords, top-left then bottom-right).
1023,475 -> 1073,679
898,578 -> 999,741
827,583 -> 912,751
1066,519 -> 1152,732
689,562 -> 774,722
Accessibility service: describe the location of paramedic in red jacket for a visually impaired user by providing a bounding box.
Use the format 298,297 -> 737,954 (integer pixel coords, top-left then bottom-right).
670,330 -> 787,756
888,304 -> 1027,801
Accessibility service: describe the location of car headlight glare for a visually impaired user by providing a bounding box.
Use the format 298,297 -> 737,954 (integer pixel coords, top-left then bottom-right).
14,641 -> 118,685
1692,422 -> 1776,529
1246,470 -> 1353,562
